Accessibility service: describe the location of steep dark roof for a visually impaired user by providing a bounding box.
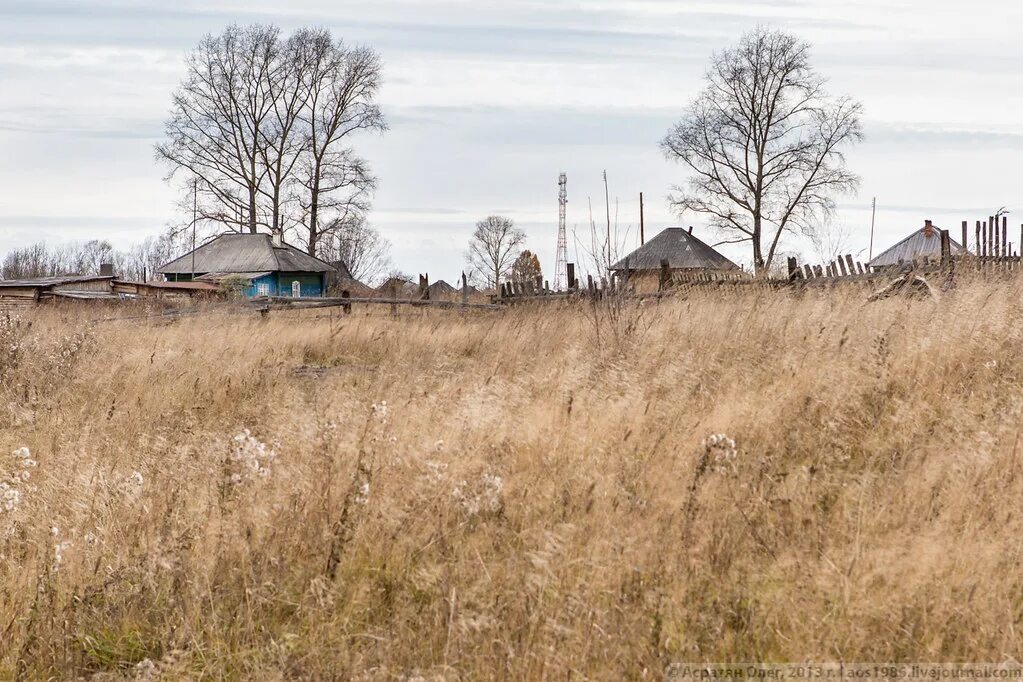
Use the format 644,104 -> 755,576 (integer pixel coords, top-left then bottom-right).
427,280 -> 456,295
611,228 -> 739,271
868,223 -> 966,268
328,260 -> 354,280
157,233 -> 335,275
377,276 -> 416,293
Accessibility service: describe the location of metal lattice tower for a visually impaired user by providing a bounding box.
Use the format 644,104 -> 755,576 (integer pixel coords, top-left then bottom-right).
554,172 -> 568,290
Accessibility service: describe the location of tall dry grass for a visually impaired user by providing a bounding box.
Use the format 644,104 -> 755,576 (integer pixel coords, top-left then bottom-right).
2,275 -> 1023,678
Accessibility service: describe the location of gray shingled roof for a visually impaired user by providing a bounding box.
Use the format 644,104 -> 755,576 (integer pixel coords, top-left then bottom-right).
157,233 -> 335,275
611,228 -> 740,271
868,224 -> 966,269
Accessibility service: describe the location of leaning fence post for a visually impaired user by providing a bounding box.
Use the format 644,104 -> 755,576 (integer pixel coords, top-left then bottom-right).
341,289 -> 351,315
658,258 -> 670,291
461,272 -> 468,305
940,229 -> 951,267
962,220 -> 968,254
566,263 -> 576,292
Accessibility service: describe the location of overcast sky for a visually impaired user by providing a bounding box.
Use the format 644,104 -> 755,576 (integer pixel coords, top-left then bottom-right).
3,0 -> 1023,280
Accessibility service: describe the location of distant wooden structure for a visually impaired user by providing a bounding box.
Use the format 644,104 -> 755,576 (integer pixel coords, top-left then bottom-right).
0,274 -> 219,310
610,227 -> 742,293
868,220 -> 967,271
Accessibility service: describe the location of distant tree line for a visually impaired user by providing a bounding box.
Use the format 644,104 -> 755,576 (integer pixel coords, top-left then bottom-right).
157,24 -> 386,258
1,233 -> 185,282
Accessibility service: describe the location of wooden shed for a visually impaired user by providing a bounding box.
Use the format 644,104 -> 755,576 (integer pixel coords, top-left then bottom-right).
611,227 -> 742,292
0,275 -> 115,310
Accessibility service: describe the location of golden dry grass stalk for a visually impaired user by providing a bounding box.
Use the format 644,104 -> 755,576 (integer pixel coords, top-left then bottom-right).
1,276 -> 1022,677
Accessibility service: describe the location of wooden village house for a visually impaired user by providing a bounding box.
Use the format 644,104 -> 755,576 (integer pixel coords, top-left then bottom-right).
611,227 -> 741,292
157,231 -> 336,298
867,220 -> 967,271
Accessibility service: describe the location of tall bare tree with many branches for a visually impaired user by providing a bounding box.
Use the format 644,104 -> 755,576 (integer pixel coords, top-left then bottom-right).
296,29 -> 384,256
661,27 -> 863,275
157,24 -> 385,256
466,216 -> 525,290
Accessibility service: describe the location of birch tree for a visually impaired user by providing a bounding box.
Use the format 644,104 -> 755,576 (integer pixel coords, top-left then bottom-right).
296,30 -> 385,256
661,27 -> 863,275
157,24 -> 386,255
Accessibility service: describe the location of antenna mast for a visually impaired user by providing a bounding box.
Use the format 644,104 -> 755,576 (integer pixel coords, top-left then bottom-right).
554,172 -> 568,290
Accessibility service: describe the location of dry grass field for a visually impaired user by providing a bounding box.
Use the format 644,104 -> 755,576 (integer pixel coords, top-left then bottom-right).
3,275 -> 1023,678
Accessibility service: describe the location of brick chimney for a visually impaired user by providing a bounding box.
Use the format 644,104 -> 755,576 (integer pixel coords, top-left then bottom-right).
271,228 -> 283,247
923,219 -> 935,237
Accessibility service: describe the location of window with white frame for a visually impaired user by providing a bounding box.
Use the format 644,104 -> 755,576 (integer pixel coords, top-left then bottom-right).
255,282 -> 270,297
292,281 -> 301,298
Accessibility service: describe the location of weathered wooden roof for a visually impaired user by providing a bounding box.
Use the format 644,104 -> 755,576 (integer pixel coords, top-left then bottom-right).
868,223 -> 966,268
0,274 -> 113,288
611,228 -> 740,271
377,276 -> 416,292
194,271 -> 274,283
158,233 -> 335,275
427,280 -> 456,295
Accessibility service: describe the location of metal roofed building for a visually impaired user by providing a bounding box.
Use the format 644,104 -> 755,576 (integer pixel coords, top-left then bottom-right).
610,227 -> 741,292
157,231 -> 336,298
867,220 -> 966,271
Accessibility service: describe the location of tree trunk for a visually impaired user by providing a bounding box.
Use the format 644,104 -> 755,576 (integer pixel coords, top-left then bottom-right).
248,184 -> 257,234
752,217 -> 764,276
308,183 -> 320,257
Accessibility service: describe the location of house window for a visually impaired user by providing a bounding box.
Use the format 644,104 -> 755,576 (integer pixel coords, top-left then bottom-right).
255,282 -> 270,297
291,281 -> 301,298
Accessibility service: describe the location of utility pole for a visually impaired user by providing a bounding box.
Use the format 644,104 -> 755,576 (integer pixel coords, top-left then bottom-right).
868,197 -> 876,262
603,170 -> 611,272
191,177 -> 198,282
639,192 -> 645,245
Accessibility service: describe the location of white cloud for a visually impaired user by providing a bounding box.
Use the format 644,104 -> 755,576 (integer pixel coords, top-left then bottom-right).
2,0 -> 1023,275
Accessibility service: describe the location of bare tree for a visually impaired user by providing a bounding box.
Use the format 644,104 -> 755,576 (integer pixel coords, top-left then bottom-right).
157,25 -> 281,234
156,24 -> 386,254
259,30 -> 308,235
296,31 -> 385,256
318,216 -> 392,285
1,231 -> 186,281
661,27 -> 863,275
809,220 -> 859,265
466,216 -> 525,290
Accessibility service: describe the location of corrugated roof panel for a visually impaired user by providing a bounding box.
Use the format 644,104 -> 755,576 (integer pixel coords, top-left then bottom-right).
868,225 -> 966,268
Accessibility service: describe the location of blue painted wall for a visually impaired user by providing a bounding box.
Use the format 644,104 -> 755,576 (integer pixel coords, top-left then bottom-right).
167,272 -> 325,298
247,272 -> 325,298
